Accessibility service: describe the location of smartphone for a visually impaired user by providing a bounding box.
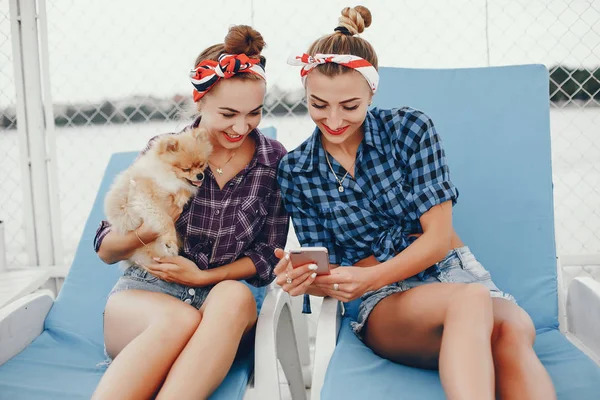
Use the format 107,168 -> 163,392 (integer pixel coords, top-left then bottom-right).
289,247 -> 331,275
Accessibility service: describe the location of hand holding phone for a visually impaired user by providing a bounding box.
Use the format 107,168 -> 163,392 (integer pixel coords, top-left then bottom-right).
289,246 -> 331,275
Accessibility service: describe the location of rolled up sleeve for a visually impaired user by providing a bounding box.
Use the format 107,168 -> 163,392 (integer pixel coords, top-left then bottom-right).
93,220 -> 112,253
399,111 -> 459,218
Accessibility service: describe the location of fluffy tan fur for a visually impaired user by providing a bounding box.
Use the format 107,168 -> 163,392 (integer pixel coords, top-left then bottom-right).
104,127 -> 212,267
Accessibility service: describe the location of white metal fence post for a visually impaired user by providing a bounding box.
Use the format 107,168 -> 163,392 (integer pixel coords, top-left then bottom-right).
38,0 -> 63,265
8,0 -> 59,266
0,221 -> 7,271
8,0 -> 37,266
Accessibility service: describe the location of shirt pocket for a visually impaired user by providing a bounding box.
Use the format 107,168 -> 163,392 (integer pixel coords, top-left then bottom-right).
235,197 -> 268,242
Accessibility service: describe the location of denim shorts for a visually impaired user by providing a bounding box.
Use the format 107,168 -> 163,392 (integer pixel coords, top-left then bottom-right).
351,246 -> 516,340
108,265 -> 213,309
100,265 -> 213,366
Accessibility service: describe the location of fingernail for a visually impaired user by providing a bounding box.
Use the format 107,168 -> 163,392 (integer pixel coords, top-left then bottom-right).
153,257 -> 160,261
308,264 -> 318,271
310,272 -> 317,278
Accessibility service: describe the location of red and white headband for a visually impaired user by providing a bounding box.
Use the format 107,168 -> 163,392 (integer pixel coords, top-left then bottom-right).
287,53 -> 379,93
189,53 -> 266,102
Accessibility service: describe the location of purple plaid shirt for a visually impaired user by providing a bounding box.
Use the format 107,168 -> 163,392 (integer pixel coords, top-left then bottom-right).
94,120 -> 289,287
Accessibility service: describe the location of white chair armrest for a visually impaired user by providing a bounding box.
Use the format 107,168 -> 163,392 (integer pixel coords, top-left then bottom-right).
311,297 -> 343,400
0,289 -> 55,366
566,277 -> 600,364
247,287 -> 307,400
289,295 -> 312,388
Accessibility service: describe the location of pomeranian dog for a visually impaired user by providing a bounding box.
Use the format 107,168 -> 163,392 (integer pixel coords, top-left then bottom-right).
104,126 -> 212,267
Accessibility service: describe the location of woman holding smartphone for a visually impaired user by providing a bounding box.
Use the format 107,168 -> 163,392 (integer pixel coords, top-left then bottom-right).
272,5 -> 555,400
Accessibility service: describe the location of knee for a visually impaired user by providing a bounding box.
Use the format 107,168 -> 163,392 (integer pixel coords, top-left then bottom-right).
464,282 -> 492,299
451,283 -> 493,310
209,280 -> 257,322
446,283 -> 493,327
492,316 -> 536,354
155,305 -> 202,340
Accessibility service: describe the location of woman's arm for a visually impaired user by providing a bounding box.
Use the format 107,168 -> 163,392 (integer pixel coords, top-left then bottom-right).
363,109 -> 457,289
369,201 -> 453,288
197,256 -> 259,284
144,254 -> 259,287
96,201 -> 182,265
313,201 -> 453,301
96,225 -> 159,265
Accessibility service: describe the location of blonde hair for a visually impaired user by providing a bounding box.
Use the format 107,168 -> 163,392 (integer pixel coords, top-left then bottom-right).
307,5 -> 378,77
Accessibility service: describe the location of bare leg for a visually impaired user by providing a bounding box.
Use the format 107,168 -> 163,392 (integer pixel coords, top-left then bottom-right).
439,284 -> 495,399
92,290 -> 202,400
364,284 -> 556,400
491,298 -> 556,400
156,280 -> 258,400
364,283 -> 495,400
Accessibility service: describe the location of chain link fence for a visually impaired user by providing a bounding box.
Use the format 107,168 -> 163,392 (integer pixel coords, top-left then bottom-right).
1,0 -> 599,268
0,3 -> 27,267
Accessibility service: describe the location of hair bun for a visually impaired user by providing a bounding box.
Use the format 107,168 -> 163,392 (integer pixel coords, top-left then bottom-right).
337,5 -> 372,35
224,25 -> 265,57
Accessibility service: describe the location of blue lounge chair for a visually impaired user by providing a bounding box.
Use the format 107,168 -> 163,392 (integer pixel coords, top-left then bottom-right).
310,65 -> 600,400
0,127 -> 310,400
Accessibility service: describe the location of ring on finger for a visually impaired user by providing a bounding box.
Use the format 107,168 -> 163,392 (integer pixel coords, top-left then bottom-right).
333,283 -> 339,291
285,272 -> 293,285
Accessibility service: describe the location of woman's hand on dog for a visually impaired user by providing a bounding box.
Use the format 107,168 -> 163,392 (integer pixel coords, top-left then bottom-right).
135,203 -> 184,245
143,255 -> 207,286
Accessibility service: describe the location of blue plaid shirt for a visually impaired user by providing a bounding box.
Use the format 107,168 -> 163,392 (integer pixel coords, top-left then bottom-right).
277,107 -> 459,275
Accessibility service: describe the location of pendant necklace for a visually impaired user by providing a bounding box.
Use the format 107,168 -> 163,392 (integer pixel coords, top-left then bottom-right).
209,151 -> 236,176
324,150 -> 356,193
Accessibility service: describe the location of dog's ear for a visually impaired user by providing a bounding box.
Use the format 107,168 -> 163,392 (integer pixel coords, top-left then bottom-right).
158,137 -> 179,153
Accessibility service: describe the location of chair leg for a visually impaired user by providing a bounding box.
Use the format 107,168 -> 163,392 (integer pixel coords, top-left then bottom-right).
277,303 -> 308,400
290,295 -> 312,388
311,298 -> 343,400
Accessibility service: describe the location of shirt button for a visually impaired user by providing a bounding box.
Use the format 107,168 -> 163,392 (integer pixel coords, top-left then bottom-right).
215,209 -> 220,215
188,288 -> 196,295
184,298 -> 192,304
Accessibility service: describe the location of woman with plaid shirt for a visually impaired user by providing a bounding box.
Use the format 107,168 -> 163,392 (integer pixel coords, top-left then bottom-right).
92,25 -> 288,399
274,6 -> 555,399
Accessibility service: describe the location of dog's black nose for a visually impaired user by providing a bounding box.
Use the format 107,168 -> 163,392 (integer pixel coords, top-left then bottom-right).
196,172 -> 205,181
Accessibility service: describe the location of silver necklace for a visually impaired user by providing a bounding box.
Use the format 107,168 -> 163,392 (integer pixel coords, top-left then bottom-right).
208,151 -> 236,176
324,151 -> 356,193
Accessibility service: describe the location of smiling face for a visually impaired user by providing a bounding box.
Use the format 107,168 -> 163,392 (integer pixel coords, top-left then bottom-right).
305,69 -> 373,146
197,77 -> 266,151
